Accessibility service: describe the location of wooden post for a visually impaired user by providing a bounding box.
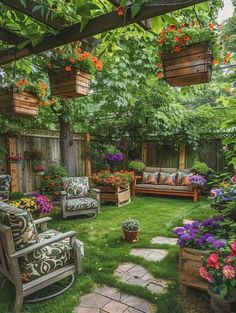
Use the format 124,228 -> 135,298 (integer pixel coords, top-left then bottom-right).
179,144 -> 186,169
84,133 -> 91,177
141,142 -> 147,164
7,137 -> 19,192
123,136 -> 129,169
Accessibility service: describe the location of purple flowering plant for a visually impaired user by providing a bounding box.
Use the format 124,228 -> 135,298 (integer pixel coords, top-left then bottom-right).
33,193 -> 53,215
173,216 -> 227,250
104,145 -> 124,162
189,174 -> 207,187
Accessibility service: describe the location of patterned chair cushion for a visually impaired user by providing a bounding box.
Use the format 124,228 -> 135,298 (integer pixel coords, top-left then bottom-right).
19,230 -> 73,283
159,172 -> 177,186
142,172 -> 159,185
62,177 -> 89,199
0,175 -> 12,191
0,202 -> 39,250
66,198 -> 98,211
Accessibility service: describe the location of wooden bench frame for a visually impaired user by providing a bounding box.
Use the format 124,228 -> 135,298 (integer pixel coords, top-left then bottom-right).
0,217 -> 83,313
133,176 -> 198,202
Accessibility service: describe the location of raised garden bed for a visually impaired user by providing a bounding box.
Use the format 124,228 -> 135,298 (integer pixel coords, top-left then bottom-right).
179,247 -> 208,294
97,185 -> 131,207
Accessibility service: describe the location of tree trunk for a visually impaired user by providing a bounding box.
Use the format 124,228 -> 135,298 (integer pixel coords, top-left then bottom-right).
59,116 -> 74,176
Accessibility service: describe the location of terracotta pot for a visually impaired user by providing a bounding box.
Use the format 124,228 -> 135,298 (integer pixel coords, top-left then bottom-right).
208,286 -> 236,313
122,229 -> 140,243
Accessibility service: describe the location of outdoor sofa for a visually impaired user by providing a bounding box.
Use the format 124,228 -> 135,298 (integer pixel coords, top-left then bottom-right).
133,167 -> 198,202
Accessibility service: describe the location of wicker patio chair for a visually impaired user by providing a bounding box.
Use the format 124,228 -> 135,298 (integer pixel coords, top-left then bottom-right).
61,176 -> 100,219
0,201 -> 84,313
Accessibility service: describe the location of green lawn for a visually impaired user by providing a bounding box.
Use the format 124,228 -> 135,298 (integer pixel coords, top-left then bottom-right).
0,196 -> 214,313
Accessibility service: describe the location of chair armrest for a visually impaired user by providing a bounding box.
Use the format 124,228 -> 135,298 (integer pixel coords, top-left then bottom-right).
34,217 -> 52,232
34,217 -> 52,225
10,231 -> 77,259
60,191 -> 67,197
90,188 -> 101,193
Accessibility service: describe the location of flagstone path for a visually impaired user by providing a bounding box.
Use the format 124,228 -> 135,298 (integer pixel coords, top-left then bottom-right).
130,248 -> 168,262
151,236 -> 177,245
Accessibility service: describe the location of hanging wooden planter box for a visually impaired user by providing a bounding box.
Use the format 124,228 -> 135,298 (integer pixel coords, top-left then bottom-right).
49,69 -> 91,99
96,185 -> 131,207
179,247 -> 208,294
163,43 -> 213,87
0,88 -> 39,116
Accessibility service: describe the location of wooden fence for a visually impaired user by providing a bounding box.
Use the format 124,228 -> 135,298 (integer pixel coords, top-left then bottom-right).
141,141 -> 224,171
0,130 -> 91,193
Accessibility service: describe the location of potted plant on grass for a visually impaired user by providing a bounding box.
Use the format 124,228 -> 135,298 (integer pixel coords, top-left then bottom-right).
199,241 -> 236,313
46,47 -> 103,98
104,145 -> 124,172
122,219 -> 140,243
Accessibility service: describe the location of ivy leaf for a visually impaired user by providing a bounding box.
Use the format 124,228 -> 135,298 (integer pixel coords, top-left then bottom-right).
150,16 -> 165,34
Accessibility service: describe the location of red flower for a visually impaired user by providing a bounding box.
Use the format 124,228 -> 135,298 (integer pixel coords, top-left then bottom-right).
116,5 -> 124,16
199,267 -> 213,283
209,23 -> 215,30
174,36 -> 180,42
65,66 -> 72,71
156,63 -> 162,68
180,23 -> 186,28
160,31 -> 166,37
167,24 -> 176,31
173,46 -> 181,52
207,253 -> 220,269
230,240 -> 236,256
157,38 -> 163,44
156,71 -> 163,78
183,35 -> 190,42
223,265 -> 235,280
213,58 -> 219,65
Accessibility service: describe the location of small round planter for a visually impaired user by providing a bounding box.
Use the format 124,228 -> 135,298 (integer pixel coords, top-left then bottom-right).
208,286 -> 236,313
122,229 -> 140,243
107,160 -> 122,173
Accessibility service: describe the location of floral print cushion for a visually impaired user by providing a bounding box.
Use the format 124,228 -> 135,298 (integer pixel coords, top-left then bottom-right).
20,230 -> 73,283
0,175 -> 12,191
66,198 -> 98,211
142,172 -> 159,185
159,172 -> 177,185
0,202 -> 39,250
62,177 -> 89,199
177,172 -> 193,186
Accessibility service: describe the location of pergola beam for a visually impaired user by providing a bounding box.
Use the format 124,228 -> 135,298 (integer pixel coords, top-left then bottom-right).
0,27 -> 26,45
0,0 -> 207,65
0,0 -> 67,30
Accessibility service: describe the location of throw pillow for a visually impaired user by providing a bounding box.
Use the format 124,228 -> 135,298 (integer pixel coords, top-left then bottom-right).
177,172 -> 192,186
142,172 -> 158,185
159,172 -> 177,185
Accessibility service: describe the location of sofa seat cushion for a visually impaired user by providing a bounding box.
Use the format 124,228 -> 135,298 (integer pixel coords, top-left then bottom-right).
144,167 -> 161,173
135,184 -> 155,189
19,230 -> 73,283
152,185 -> 173,190
62,177 -> 89,199
0,202 -> 39,250
66,197 -> 98,211
172,185 -> 193,192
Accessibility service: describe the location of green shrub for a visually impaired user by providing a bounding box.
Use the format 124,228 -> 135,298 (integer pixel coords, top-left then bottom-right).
128,160 -> 145,174
9,192 -> 24,200
44,163 -> 67,178
191,161 -> 214,177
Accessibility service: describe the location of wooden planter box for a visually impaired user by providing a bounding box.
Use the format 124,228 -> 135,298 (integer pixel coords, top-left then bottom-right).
49,69 -> 91,99
97,185 -> 131,207
163,42 -> 213,87
0,88 -> 39,116
179,247 -> 208,294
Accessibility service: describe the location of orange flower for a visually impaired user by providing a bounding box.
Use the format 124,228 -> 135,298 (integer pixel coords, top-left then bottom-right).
173,46 -> 181,52
209,23 -> 215,30
226,52 -> 232,58
174,36 -> 180,42
116,5 -> 124,16
156,63 -> 162,68
160,31 -> 166,37
50,98 -> 56,104
96,62 -> 103,71
77,47 -> 82,53
213,58 -> 219,65
69,57 -> 75,64
177,29 -> 183,34
65,66 -> 72,71
180,23 -> 186,28
183,35 -> 190,42
223,58 -> 229,64
156,71 -> 163,78
156,38 -> 163,44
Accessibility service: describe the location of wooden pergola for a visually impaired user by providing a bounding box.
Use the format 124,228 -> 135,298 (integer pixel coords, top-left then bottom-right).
0,0 -> 207,65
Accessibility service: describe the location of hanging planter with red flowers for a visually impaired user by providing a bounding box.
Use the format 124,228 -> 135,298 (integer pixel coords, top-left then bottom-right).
46,47 -> 103,99
0,79 -> 54,116
156,23 -> 232,87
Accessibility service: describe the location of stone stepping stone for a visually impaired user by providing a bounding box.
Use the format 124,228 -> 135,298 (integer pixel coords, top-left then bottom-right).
75,286 -> 156,313
114,263 -> 168,294
130,248 -> 168,262
151,236 -> 177,245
